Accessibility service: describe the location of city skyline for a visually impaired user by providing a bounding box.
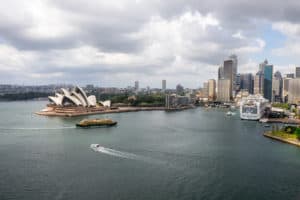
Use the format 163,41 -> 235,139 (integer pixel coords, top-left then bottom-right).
1,1 -> 300,88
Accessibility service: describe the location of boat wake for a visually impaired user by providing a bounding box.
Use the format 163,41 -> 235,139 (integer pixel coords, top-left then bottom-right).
90,144 -> 149,162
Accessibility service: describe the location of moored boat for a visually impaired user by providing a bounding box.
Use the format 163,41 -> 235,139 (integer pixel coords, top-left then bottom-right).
76,118 -> 117,127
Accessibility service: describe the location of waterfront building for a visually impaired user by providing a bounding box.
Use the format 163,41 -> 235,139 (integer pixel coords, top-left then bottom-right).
165,94 -> 190,109
272,71 -> 283,102
296,67 -> 300,78
254,71 -> 264,95
208,79 -> 216,101
240,94 -> 269,120
240,73 -> 254,94
282,77 -> 292,103
48,86 -> 97,107
288,79 -> 300,104
162,80 -> 166,92
217,79 -> 231,102
263,64 -> 273,102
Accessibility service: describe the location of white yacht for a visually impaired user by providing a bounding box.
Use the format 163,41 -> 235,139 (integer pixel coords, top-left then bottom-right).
239,95 -> 269,120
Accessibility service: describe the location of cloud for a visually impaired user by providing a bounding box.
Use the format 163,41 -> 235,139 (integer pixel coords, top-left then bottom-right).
0,0 -> 300,87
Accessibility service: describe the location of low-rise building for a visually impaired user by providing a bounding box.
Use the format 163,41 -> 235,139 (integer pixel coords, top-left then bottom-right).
165,94 -> 190,109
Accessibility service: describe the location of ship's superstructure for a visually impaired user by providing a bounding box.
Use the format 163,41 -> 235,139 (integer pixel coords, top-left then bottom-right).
240,94 -> 269,120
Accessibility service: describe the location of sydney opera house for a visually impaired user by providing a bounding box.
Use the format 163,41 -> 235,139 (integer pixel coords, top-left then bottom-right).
36,86 -> 111,117
48,86 -> 97,107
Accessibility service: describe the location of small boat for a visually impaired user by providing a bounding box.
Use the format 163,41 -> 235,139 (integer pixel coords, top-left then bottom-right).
76,118 -> 117,128
90,144 -> 104,151
226,111 -> 235,116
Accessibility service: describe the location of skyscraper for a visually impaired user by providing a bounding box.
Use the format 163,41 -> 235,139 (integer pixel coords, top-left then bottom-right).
254,71 -> 264,95
218,55 -> 238,100
217,79 -> 231,102
240,73 -> 254,94
288,79 -> 300,104
259,59 -> 268,72
263,64 -> 273,101
134,81 -> 139,91
253,59 -> 269,95
296,67 -> 300,78
282,77 -> 292,103
162,80 -> 166,92
202,82 -> 209,98
208,79 -> 216,101
272,71 -> 282,102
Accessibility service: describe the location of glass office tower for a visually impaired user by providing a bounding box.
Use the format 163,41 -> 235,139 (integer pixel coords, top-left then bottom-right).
263,65 -> 273,101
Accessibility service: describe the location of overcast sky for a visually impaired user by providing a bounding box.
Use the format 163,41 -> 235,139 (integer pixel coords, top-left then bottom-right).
0,0 -> 300,88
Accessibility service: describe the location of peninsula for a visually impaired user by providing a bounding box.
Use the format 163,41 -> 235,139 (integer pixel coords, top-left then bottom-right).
36,86 -> 194,117
263,126 -> 300,148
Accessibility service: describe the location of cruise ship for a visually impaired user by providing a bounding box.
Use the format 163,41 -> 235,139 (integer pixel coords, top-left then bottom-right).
239,95 -> 269,120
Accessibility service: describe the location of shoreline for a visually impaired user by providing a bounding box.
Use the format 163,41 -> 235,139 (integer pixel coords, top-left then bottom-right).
263,131 -> 300,147
35,106 -> 196,117
260,118 -> 300,124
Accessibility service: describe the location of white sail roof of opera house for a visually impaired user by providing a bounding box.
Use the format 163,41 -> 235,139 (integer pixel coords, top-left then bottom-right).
48,86 -> 97,107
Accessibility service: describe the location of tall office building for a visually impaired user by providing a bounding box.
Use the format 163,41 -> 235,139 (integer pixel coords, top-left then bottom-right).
254,71 -> 264,95
253,59 -> 269,95
272,71 -> 283,102
288,79 -> 300,104
218,55 -> 238,100
134,81 -> 139,91
162,80 -> 166,92
296,67 -> 300,78
208,79 -> 216,101
259,59 -> 268,72
263,64 -> 273,102
236,73 -> 241,91
217,79 -> 231,102
282,77 -> 291,103
240,73 -> 254,94
202,82 -> 209,98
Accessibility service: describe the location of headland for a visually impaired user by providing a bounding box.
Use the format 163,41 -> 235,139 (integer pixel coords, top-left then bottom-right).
35,105 -> 167,117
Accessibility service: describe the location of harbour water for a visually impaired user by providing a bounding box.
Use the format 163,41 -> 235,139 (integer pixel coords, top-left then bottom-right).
1,101 -> 300,200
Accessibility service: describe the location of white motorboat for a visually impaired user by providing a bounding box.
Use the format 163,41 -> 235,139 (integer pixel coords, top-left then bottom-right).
90,144 -> 104,151
226,111 -> 235,116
